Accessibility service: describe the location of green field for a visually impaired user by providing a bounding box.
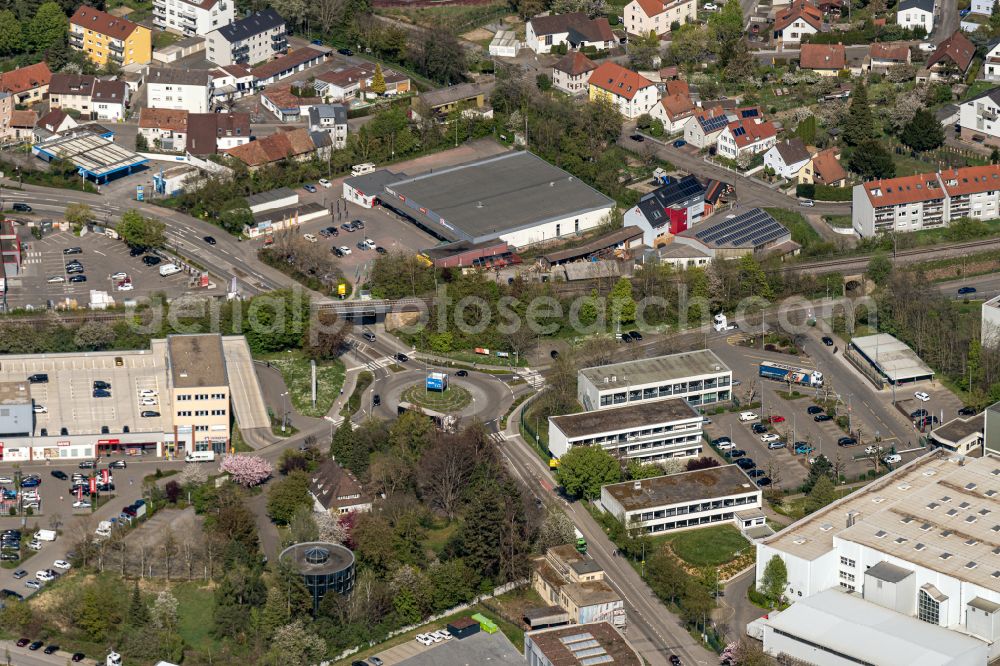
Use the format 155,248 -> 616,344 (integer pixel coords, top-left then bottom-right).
257,351 -> 345,417
667,525 -> 751,567
401,383 -> 472,412
173,582 -> 216,652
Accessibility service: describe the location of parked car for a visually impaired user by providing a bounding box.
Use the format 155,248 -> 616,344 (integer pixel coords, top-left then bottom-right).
958,406 -> 977,416
726,449 -> 746,458
910,409 -> 928,419
814,414 -> 833,422
837,436 -> 857,447
767,440 -> 786,449
672,139 -> 687,148
958,286 -> 977,295
629,133 -> 644,142
142,255 -> 161,266
73,654 -> 86,662
760,433 -> 780,443
807,405 -> 824,414
34,571 -> 54,582
751,423 -> 768,434
376,246 -> 387,254
53,560 -> 71,570
69,275 -> 87,283
12,569 -> 26,579
43,645 -> 59,655
456,370 -> 469,377
799,199 -> 815,207
338,47 -> 353,56
734,458 -> 756,470
914,391 -> 930,402
337,246 -> 352,255
767,415 -> 785,423
304,234 -> 318,243
918,42 -> 936,51
883,453 -> 902,465
47,275 -> 64,283
747,469 -> 766,478
303,184 -> 317,193
794,443 -> 814,455
28,641 -> 42,651
109,460 -> 127,469
821,336 -> 834,346
50,470 -> 67,480
756,477 -> 772,487
703,2 -> 718,8
319,178 -> 332,188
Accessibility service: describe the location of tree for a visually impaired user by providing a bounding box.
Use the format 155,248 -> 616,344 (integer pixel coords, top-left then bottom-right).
629,30 -> 661,70
259,586 -> 290,639
758,555 -> 788,604
28,1 -> 65,52
866,253 -> 893,286
127,581 -> 150,628
371,63 -> 387,95
848,139 -> 896,180
535,509 -> 576,551
992,0 -> 1000,31
287,504 -> 319,544
151,590 -> 179,631
266,620 -> 326,666
164,480 -> 181,504
314,511 -> 348,543
842,82 -> 877,146
417,434 -> 476,518
536,72 -> 552,91
556,446 -> 622,499
805,475 -> 838,514
116,210 -> 166,249
0,10 -> 22,56
708,0 -> 744,66
64,202 -> 93,227
220,454 -> 273,487
900,108 -> 944,151
73,321 -> 116,350
991,147 -> 1000,164
303,309 -> 347,360
609,277 -> 637,326
407,30 -> 467,85
802,453 -> 832,492
266,471 -> 312,525
669,24 -> 710,68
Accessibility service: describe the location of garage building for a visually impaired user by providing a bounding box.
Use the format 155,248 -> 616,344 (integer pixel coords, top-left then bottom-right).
849,333 -> 935,385
344,152 -> 616,248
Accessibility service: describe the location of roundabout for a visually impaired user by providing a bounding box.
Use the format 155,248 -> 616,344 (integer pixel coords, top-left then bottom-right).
363,366 -> 517,425
400,383 -> 473,412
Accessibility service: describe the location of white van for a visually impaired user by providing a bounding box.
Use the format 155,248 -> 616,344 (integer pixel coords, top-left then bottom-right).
739,411 -> 759,422
185,450 -> 216,463
34,529 -> 56,542
159,263 -> 182,277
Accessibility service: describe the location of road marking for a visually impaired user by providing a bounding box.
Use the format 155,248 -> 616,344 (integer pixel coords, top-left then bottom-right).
94,250 -> 105,256
489,431 -> 508,444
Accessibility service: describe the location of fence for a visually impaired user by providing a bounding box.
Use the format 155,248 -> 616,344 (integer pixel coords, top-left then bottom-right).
844,346 -> 885,390
330,579 -> 528,663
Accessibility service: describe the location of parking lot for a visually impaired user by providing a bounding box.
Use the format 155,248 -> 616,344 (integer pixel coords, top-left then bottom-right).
7,227 -> 211,310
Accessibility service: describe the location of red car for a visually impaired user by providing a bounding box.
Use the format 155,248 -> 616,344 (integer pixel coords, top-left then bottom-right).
768,415 -> 786,423
16,638 -> 29,647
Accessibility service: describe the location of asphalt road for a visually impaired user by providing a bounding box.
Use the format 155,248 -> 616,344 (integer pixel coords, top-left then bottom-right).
500,402 -> 717,666
620,129 -> 852,216
931,0 -> 958,42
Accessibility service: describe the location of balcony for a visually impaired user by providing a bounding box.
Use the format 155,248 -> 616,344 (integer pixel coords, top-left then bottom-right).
108,41 -> 124,53
69,34 -> 83,47
271,40 -> 287,52
109,52 -> 124,63
180,12 -> 196,23
271,31 -> 286,41
232,44 -> 249,54
153,6 -> 166,15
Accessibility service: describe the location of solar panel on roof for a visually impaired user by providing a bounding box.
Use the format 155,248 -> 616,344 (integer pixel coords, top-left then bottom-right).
741,108 -> 759,118
701,114 -> 728,132
574,647 -> 608,658
560,633 -> 594,645
568,640 -> 601,651
732,126 -> 746,137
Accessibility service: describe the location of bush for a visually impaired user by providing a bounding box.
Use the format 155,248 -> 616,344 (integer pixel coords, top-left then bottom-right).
813,184 -> 852,201
796,183 -> 816,199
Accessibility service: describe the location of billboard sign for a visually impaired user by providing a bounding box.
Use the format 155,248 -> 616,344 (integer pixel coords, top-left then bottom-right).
136,185 -> 144,201
88,477 -> 97,495
426,372 -> 448,392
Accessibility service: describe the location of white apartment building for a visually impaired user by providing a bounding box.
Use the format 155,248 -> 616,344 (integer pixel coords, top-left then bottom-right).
624,0 -> 696,36
959,88 -> 1000,146
852,165 -> 1000,237
984,41 -> 1000,81
547,398 -> 703,462
601,465 -> 764,534
525,12 -> 615,54
307,104 -> 347,150
716,116 -> 777,161
577,349 -> 732,412
983,295 -> 1000,347
897,0 -> 934,34
755,452 -> 1000,660
205,8 -> 285,67
145,67 -> 212,113
153,0 -> 234,37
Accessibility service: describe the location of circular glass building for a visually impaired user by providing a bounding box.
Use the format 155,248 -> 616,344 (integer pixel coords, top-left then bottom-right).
279,541 -> 355,612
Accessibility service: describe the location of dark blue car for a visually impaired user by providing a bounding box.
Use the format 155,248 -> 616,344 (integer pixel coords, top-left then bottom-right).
958,286 -> 977,295
20,478 -> 40,488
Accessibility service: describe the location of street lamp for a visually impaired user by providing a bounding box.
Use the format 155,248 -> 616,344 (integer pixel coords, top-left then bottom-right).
280,392 -> 289,433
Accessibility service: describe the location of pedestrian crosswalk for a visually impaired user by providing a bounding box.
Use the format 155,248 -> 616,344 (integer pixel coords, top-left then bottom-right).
23,251 -> 41,265
365,356 -> 393,372
522,369 -> 544,389
489,431 -> 508,444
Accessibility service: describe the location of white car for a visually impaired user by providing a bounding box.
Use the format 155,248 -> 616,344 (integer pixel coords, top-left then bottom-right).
47,275 -> 65,283
918,42 -> 936,52
139,389 -> 158,397
883,454 -> 902,465
27,542 -> 42,551
739,411 -> 759,422
35,570 -> 54,582
438,629 -> 453,640
21,491 -> 39,500
0,477 -> 13,484
318,178 -> 332,188
703,2 -> 718,8
427,632 -> 442,643
32,404 -> 46,413
52,560 -> 71,570
761,433 -> 780,443
415,634 -> 434,646
716,440 -> 736,451
111,271 -> 127,280
140,397 -> 158,406
72,500 -> 91,509
914,391 -> 930,402
363,238 -> 377,250
24,580 -> 41,590
303,234 -> 318,243
117,282 -> 134,291
338,246 -> 352,255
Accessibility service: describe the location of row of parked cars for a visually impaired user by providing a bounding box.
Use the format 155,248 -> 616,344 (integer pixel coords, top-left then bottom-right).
13,637 -> 84,661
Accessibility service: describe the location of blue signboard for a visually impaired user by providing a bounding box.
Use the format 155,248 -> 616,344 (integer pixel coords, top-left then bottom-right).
426,372 -> 447,391
136,185 -> 144,201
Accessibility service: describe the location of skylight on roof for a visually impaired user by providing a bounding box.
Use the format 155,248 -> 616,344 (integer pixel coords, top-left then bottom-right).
940,552 -> 953,560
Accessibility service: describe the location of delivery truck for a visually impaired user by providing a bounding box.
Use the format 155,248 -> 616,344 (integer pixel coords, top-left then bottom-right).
759,362 -> 823,387
185,450 -> 216,463
34,529 -> 56,542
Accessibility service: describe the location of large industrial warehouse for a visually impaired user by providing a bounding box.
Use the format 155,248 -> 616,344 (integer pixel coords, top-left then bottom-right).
343,151 -> 616,248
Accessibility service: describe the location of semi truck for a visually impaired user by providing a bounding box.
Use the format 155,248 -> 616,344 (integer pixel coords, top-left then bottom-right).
759,362 -> 823,387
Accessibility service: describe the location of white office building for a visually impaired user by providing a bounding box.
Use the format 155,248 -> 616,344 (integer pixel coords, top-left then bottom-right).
577,349 -> 732,412
600,465 -> 764,534
145,67 -> 212,113
755,452 -> 1000,660
547,398 -> 703,462
153,0 -> 234,37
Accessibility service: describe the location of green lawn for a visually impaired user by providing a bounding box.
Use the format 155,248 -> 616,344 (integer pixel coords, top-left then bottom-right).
173,581 -> 216,652
401,383 -> 472,411
153,31 -> 181,49
341,370 -> 373,418
258,351 -> 345,418
764,208 -> 822,248
422,519 -> 459,556
823,215 -> 853,229
667,525 -> 751,567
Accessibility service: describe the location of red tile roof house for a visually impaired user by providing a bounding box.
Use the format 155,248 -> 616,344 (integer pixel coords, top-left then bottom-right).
587,61 -> 658,119
624,0 -> 697,38
799,43 -> 846,75
0,62 -> 52,105
800,148 -> 847,187
223,127 -> 331,170
551,51 -> 598,95
138,107 -> 189,152
260,82 -> 323,122
650,93 -> 695,133
313,63 -> 411,103
716,108 -> 777,161
773,0 -> 823,45
923,30 -> 976,82
868,42 -> 912,73
682,105 -> 729,148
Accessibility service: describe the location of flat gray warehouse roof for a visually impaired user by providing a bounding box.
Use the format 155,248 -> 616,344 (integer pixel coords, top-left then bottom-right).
580,349 -> 731,392
850,333 -> 934,383
382,152 -> 615,243
603,464 -> 757,511
0,381 -> 31,405
550,398 -> 698,437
